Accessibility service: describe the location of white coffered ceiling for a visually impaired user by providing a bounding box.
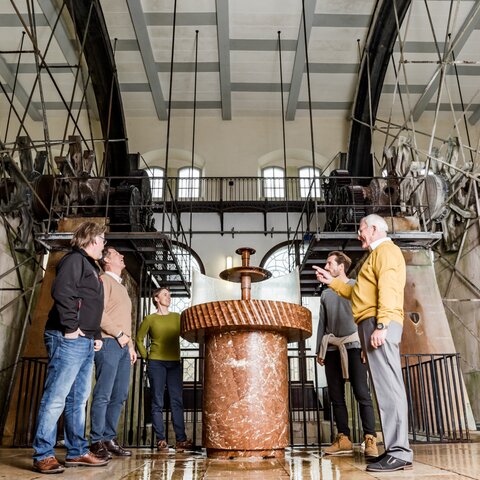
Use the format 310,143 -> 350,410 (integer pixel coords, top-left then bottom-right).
1,0 -> 480,129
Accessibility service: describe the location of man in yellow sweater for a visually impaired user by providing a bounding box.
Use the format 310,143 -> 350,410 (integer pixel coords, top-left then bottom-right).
313,214 -> 413,472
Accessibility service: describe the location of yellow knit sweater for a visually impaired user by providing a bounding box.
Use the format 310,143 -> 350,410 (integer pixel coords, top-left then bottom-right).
330,240 -> 406,326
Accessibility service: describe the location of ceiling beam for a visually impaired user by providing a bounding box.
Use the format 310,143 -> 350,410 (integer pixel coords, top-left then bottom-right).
412,1 -> 480,122
468,102 -> 480,125
37,0 -> 77,67
0,55 -> 41,121
127,0 -> 167,121
286,0 -> 316,121
215,0 -> 231,120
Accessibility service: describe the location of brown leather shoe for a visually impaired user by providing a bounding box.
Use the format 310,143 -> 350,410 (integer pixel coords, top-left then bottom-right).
104,438 -> 132,457
33,456 -> 65,474
65,451 -> 109,467
175,438 -> 193,452
157,439 -> 169,451
90,441 -> 112,461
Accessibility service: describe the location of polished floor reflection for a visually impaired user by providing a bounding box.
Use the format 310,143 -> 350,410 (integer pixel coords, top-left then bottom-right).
1,442 -> 479,479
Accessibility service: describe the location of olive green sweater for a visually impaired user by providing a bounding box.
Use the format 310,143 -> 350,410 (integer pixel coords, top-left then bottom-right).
330,239 -> 406,326
135,312 -> 181,360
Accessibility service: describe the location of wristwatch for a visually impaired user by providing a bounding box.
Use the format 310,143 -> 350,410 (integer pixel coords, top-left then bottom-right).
115,331 -> 124,339
376,323 -> 387,330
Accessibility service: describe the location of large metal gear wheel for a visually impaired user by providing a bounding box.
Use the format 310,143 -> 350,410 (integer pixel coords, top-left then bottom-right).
109,185 -> 142,232
337,185 -> 367,231
324,170 -> 351,231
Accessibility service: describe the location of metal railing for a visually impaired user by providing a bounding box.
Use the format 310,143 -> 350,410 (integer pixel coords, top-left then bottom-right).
160,176 -> 321,204
403,353 -> 470,443
10,352 -> 469,448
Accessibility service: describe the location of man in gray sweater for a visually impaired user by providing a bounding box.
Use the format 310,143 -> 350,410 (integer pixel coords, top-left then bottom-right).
316,251 -> 377,457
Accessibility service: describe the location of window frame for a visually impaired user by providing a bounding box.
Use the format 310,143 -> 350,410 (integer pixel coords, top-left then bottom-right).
298,166 -> 322,199
262,166 -> 285,199
145,166 -> 165,201
177,166 -> 202,199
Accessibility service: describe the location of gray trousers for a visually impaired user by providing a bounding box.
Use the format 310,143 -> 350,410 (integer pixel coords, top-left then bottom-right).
358,317 -> 413,462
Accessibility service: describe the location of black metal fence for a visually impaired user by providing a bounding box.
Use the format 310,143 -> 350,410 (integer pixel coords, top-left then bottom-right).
162,176 -> 321,203
10,352 -> 470,448
403,353 -> 470,443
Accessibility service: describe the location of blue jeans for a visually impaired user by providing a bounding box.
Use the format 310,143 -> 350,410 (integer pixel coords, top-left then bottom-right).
147,360 -> 186,442
33,330 -> 94,461
90,338 -> 131,442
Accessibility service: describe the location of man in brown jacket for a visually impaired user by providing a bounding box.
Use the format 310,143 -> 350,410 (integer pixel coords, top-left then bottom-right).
89,247 -> 137,460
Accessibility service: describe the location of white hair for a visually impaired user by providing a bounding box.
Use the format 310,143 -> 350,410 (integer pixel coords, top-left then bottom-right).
362,214 -> 388,232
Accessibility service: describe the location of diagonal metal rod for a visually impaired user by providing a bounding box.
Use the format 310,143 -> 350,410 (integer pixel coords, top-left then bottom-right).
10,0 -> 90,153
102,38 -> 118,176
8,0 -> 87,169
450,37 -> 474,165
163,0 -> 178,232
188,30 -> 199,249
278,30 -> 290,243
59,0 -> 95,158
301,0 -> 316,176
68,0 -> 98,173
28,0 -> 54,170
0,82 -> 32,142
389,0 -> 420,156
3,32 -> 26,144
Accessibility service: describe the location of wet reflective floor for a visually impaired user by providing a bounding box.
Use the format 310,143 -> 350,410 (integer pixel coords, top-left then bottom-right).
1,442 -> 479,479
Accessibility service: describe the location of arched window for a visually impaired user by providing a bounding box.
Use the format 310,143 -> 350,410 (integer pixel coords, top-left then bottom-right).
178,166 -> 201,199
262,166 -> 284,199
145,167 -> 164,201
299,166 -> 321,199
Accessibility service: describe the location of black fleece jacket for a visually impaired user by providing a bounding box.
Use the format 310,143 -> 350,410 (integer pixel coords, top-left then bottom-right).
45,247 -> 104,339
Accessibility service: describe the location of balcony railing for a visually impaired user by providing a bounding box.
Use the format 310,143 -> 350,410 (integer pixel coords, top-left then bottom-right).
157,176 -> 323,204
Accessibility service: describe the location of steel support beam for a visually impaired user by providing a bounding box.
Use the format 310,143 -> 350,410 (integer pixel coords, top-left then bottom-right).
0,55 -> 41,121
286,0 -> 316,121
127,0 -> 167,121
215,0 -> 231,120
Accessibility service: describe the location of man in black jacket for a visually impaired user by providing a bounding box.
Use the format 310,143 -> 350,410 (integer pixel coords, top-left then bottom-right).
32,222 -> 110,474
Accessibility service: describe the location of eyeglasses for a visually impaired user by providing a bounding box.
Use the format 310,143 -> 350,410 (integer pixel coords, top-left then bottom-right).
357,225 -> 375,236
98,235 -> 107,245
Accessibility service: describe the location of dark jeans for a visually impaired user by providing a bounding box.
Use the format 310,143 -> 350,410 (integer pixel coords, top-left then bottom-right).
324,347 -> 376,437
147,360 -> 187,442
90,338 -> 131,442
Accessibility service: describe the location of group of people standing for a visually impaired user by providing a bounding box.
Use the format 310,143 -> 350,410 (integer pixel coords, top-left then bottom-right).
32,222 -> 191,475
31,213 -> 412,474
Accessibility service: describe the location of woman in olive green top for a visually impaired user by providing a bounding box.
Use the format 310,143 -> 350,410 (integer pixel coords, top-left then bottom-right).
136,287 -> 192,451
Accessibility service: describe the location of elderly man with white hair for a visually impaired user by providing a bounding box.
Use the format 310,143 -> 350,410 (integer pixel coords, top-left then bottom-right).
313,214 -> 413,473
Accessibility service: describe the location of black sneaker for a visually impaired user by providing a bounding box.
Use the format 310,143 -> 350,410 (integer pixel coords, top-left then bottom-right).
366,454 -> 413,472
90,441 -> 112,461
366,451 -> 387,463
